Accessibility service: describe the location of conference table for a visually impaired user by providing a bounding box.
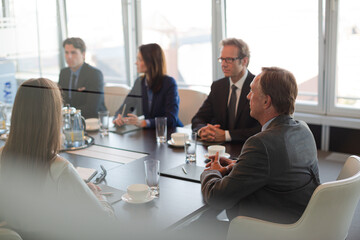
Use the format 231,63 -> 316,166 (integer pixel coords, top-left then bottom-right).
60,126 -> 244,231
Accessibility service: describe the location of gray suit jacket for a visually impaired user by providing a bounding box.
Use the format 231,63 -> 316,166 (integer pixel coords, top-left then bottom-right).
58,63 -> 107,119
201,115 -> 320,223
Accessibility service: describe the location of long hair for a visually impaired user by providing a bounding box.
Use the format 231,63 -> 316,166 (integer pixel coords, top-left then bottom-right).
1,78 -> 63,178
139,43 -> 167,93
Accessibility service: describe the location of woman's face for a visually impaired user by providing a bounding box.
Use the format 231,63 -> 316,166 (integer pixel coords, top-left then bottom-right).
136,52 -> 147,73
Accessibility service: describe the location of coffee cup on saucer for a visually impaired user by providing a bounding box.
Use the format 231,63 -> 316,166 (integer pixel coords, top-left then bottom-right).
127,184 -> 150,201
170,133 -> 189,145
208,145 -> 226,157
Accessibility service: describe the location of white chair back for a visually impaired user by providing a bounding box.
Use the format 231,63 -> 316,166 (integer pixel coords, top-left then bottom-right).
227,155 -> 360,240
178,88 -> 208,126
104,85 -> 130,116
0,228 -> 23,240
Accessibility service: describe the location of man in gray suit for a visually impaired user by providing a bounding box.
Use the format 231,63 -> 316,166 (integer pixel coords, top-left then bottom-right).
201,67 -> 320,224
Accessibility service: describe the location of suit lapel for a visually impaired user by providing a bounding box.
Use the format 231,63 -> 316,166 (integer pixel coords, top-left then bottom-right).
141,78 -> 150,116
76,63 -> 88,89
220,78 -> 230,127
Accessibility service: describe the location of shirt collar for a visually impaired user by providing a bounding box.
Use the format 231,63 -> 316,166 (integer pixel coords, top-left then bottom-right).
261,116 -> 276,131
71,64 -> 83,76
229,69 -> 248,89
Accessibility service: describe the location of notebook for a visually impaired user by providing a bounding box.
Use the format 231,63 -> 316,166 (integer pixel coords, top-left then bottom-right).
161,163 -> 205,183
109,124 -> 141,135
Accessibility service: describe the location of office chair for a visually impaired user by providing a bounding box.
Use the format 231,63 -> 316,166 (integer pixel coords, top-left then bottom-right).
178,88 -> 208,126
0,227 -> 23,240
104,85 -> 130,116
226,155 -> 360,240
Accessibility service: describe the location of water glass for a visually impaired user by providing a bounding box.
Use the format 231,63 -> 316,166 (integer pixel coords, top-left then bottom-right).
185,132 -> 197,163
144,159 -> 160,197
98,111 -> 109,136
155,117 -> 167,143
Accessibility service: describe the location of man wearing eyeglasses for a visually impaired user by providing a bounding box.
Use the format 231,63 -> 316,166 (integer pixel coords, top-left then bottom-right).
192,38 -> 260,142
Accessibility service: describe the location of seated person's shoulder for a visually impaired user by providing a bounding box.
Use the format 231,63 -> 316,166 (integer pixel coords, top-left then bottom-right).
50,155 -> 75,179
163,75 -> 176,84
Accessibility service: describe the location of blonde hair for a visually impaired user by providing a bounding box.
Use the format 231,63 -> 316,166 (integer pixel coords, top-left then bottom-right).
1,78 -> 62,175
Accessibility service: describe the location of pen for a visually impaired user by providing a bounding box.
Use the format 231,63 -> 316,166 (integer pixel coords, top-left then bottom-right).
121,104 -> 126,118
182,166 -> 188,174
100,192 -> 114,196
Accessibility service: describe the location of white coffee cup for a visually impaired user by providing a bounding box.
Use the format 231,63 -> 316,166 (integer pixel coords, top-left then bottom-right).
85,118 -> 99,130
127,184 -> 150,201
208,145 -> 226,156
171,132 -> 189,145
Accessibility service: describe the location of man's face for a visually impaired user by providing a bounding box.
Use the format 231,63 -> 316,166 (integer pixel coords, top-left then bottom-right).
220,45 -> 246,80
64,44 -> 85,71
247,74 -> 267,121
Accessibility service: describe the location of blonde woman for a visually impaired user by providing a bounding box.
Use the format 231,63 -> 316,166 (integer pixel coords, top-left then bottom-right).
0,78 -> 114,240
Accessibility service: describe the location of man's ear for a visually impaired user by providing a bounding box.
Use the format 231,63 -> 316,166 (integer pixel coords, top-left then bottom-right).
241,57 -> 249,67
264,95 -> 272,108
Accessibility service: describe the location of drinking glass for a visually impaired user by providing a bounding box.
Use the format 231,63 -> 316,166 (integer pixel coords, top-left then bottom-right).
98,111 -> 109,136
155,117 -> 167,143
144,159 -> 160,197
185,132 -> 197,163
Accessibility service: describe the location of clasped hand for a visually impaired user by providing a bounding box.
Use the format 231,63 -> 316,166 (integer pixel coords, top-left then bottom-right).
199,124 -> 225,142
204,152 -> 236,177
113,113 -> 146,128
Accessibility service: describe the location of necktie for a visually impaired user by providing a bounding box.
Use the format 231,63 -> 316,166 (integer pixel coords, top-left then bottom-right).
228,85 -> 237,130
69,74 -> 77,99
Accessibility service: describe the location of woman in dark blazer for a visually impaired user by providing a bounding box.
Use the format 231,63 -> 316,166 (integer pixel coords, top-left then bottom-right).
113,43 -> 183,128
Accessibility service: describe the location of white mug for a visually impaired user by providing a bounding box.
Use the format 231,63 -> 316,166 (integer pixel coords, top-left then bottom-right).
208,145 -> 226,156
127,184 -> 150,201
171,132 -> 189,145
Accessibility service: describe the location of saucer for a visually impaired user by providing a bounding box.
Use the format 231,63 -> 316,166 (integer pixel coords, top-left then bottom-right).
204,153 -> 230,159
121,193 -> 155,204
167,139 -> 184,147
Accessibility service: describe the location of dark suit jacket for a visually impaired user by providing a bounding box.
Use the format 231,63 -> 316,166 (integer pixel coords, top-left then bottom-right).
201,115 -> 320,224
191,71 -> 260,142
114,75 -> 183,128
58,63 -> 107,119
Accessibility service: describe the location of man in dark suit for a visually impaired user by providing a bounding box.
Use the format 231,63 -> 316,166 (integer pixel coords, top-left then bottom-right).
201,67 -> 320,224
191,38 -> 260,142
58,37 -> 106,119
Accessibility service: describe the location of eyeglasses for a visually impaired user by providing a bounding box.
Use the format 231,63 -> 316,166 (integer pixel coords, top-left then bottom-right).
94,165 -> 107,184
217,57 -> 241,63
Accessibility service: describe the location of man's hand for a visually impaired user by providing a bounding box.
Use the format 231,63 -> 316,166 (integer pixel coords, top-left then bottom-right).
204,152 -> 235,176
199,124 -> 225,142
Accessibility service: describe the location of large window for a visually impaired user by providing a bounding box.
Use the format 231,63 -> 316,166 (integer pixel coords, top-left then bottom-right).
333,0 -> 360,112
226,0 -> 320,107
140,0 -> 212,89
66,0 -> 126,84
2,0 -> 60,80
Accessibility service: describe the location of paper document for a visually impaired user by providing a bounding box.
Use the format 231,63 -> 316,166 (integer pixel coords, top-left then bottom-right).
97,184 -> 125,205
76,167 -> 97,182
67,145 -> 148,164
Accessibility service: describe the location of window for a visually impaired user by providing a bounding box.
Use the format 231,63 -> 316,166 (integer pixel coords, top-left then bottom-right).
66,0 -> 126,84
140,0 -> 212,89
226,0 -> 320,107
333,0 -> 360,112
2,0 -> 60,80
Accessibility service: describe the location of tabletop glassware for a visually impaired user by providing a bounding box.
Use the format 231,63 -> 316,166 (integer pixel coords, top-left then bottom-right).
144,159 -> 160,197
98,110 -> 110,136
